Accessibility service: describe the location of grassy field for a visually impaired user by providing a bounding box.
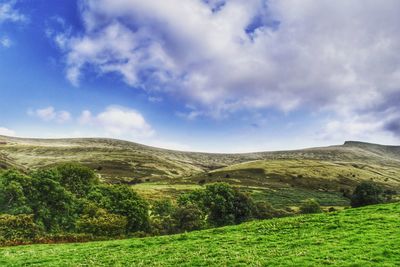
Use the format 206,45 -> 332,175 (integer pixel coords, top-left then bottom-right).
1,202 -> 399,266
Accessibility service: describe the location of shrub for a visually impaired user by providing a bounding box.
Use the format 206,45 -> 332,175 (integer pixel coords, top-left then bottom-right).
88,184 -> 150,233
179,183 -> 255,227
351,182 -> 384,208
172,204 -> 205,232
0,214 -> 41,245
328,207 -> 337,212
299,198 -> 322,214
76,209 -> 127,237
30,169 -> 78,232
150,199 -> 177,235
152,199 -> 175,217
55,163 -> 98,197
233,190 -> 255,224
0,170 -> 33,214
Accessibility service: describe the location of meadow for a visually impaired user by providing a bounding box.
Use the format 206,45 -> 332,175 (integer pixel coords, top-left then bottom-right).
1,202 -> 399,266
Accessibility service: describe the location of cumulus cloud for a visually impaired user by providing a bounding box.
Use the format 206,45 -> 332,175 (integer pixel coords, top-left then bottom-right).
0,0 -> 26,24
28,106 -> 71,123
0,127 -> 15,136
78,106 -> 154,137
54,0 -> 400,138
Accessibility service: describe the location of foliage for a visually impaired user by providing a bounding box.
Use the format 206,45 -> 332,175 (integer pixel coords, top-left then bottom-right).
0,164 -> 149,244
299,198 -> 322,214
55,163 -> 98,197
172,204 -> 205,232
76,209 -> 127,237
29,169 -> 78,232
179,183 -> 256,227
152,199 -> 175,217
0,214 -> 41,245
351,182 -> 384,207
0,169 -> 78,232
88,184 -> 150,233
0,170 -> 33,214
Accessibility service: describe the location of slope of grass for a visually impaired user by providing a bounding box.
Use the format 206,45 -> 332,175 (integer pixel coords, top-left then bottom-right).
211,159 -> 400,188
1,203 -> 399,266
1,136 -> 400,206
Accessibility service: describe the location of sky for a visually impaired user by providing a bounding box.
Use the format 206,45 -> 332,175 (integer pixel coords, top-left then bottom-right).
0,0 -> 400,153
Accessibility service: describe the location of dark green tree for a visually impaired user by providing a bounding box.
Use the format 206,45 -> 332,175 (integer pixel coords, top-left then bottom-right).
299,198 -> 322,214
351,182 -> 384,208
55,163 -> 98,197
29,169 -> 78,232
172,204 -> 205,232
88,184 -> 150,233
0,170 -> 33,214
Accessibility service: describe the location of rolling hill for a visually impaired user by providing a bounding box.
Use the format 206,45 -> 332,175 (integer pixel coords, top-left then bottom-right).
1,202 -> 399,266
1,135 -> 399,206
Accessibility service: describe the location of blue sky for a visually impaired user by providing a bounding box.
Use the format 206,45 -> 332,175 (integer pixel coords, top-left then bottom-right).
0,0 -> 400,152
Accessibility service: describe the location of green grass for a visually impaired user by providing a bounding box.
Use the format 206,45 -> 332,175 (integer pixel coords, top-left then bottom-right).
248,186 -> 350,207
1,203 -> 399,266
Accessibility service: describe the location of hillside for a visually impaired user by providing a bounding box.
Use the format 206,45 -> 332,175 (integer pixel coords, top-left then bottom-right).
1,136 -> 399,204
1,202 -> 399,266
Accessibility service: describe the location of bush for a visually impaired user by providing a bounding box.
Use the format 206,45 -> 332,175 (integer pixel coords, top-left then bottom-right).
0,214 -> 41,245
150,199 -> 177,235
299,198 -> 322,214
76,209 -> 127,237
152,199 -> 175,217
233,191 -> 255,224
179,183 -> 255,227
55,163 -> 99,197
351,182 -> 384,208
0,170 -> 33,214
88,184 -> 150,233
30,169 -> 78,232
0,169 -> 79,232
172,204 -> 205,232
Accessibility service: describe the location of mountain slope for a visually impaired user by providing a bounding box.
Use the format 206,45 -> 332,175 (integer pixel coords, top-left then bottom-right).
1,135 -> 399,203
1,202 -> 399,266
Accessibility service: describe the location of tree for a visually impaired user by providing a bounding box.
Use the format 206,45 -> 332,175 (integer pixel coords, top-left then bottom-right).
55,163 -> 98,197
172,204 -> 205,232
88,184 -> 150,233
76,209 -> 127,237
351,182 -> 384,208
29,169 -> 78,232
0,169 -> 78,232
179,183 -> 256,227
299,198 -> 322,214
152,199 -> 175,217
233,190 -> 255,224
0,170 -> 33,214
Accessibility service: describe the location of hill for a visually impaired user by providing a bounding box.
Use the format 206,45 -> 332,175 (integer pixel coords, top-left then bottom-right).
1,135 -> 399,205
1,202 -> 399,266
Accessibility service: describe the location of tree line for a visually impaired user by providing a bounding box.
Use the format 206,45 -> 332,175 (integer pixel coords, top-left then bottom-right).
0,163 -> 395,245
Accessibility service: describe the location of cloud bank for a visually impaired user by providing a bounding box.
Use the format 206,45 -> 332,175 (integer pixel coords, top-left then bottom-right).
78,106 -> 155,137
28,106 -> 72,123
55,0 -> 400,138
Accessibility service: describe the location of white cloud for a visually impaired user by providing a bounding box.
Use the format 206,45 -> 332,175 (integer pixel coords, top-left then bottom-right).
0,1 -> 26,24
28,106 -> 71,123
317,108 -> 400,144
0,127 -> 15,136
54,0 -> 400,138
79,106 -> 154,137
0,37 -> 11,48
